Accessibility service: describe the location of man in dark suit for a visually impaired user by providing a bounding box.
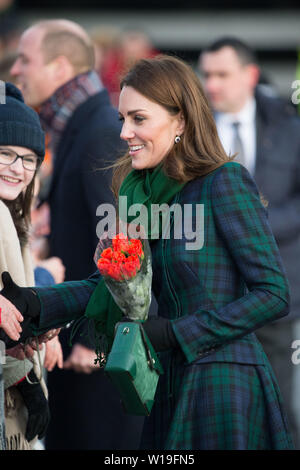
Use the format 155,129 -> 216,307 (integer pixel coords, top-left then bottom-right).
199,37 -> 300,447
10,19 -> 143,450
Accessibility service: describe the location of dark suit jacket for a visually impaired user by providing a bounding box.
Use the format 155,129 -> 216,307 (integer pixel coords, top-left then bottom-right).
254,89 -> 300,319
48,89 -> 126,281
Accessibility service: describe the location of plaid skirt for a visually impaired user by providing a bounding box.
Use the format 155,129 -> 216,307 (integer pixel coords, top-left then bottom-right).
140,350 -> 294,450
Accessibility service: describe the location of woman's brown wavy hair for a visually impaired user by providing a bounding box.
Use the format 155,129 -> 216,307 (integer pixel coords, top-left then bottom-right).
112,54 -> 233,198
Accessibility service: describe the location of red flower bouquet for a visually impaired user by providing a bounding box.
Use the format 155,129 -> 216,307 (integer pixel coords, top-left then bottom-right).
92,231 -> 163,416
97,234 -> 142,281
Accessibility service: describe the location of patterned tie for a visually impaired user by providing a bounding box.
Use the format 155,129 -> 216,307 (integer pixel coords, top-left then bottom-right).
232,121 -> 246,167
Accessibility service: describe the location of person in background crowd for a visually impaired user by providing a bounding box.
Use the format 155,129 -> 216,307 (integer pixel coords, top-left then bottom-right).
199,37 -> 300,447
10,18 -> 142,450
90,26 -> 120,77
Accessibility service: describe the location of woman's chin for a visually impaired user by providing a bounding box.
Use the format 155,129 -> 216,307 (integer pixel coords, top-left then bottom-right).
0,186 -> 22,201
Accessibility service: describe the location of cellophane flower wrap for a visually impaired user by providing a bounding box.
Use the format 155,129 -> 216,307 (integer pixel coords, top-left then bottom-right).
94,233 -> 152,321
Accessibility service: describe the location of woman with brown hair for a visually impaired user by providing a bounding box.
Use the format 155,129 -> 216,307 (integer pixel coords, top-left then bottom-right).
1,56 -> 294,449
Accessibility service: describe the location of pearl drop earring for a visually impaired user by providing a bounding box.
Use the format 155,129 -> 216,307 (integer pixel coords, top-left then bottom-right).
174,135 -> 181,144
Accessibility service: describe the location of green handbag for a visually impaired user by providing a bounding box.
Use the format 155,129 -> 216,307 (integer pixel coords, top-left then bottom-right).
104,321 -> 163,416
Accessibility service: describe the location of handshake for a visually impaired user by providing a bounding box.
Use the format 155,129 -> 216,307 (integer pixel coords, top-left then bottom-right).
0,272 -> 41,348
0,271 -> 180,354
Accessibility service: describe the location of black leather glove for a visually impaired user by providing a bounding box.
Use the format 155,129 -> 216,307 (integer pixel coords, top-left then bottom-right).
142,316 -> 178,352
16,369 -> 50,442
0,272 -> 41,348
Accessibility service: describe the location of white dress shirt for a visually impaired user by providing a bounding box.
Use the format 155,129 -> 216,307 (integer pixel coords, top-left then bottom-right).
215,98 -> 257,175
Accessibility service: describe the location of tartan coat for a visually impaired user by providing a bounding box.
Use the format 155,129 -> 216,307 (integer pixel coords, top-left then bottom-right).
33,162 -> 293,450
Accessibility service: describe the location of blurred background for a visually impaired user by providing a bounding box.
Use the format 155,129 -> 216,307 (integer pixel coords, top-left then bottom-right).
0,0 -> 300,99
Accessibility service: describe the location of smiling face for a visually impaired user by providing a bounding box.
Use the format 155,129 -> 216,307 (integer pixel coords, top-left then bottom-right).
10,26 -> 58,107
0,146 -> 36,201
118,86 -> 184,170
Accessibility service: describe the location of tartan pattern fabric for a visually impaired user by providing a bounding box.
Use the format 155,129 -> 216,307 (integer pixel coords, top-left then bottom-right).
32,271 -> 100,335
154,162 -> 290,364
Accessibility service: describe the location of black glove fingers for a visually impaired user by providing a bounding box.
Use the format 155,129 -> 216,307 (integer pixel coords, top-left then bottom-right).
2,271 -> 22,299
38,414 -> 50,439
1,271 -> 14,291
142,316 -> 178,352
26,413 -> 50,441
1,272 -> 41,318
1,272 -> 27,314
0,274 -> 41,347
17,370 -> 50,442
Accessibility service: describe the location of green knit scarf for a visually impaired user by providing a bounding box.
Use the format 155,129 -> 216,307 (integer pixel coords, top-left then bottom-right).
83,164 -> 185,361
